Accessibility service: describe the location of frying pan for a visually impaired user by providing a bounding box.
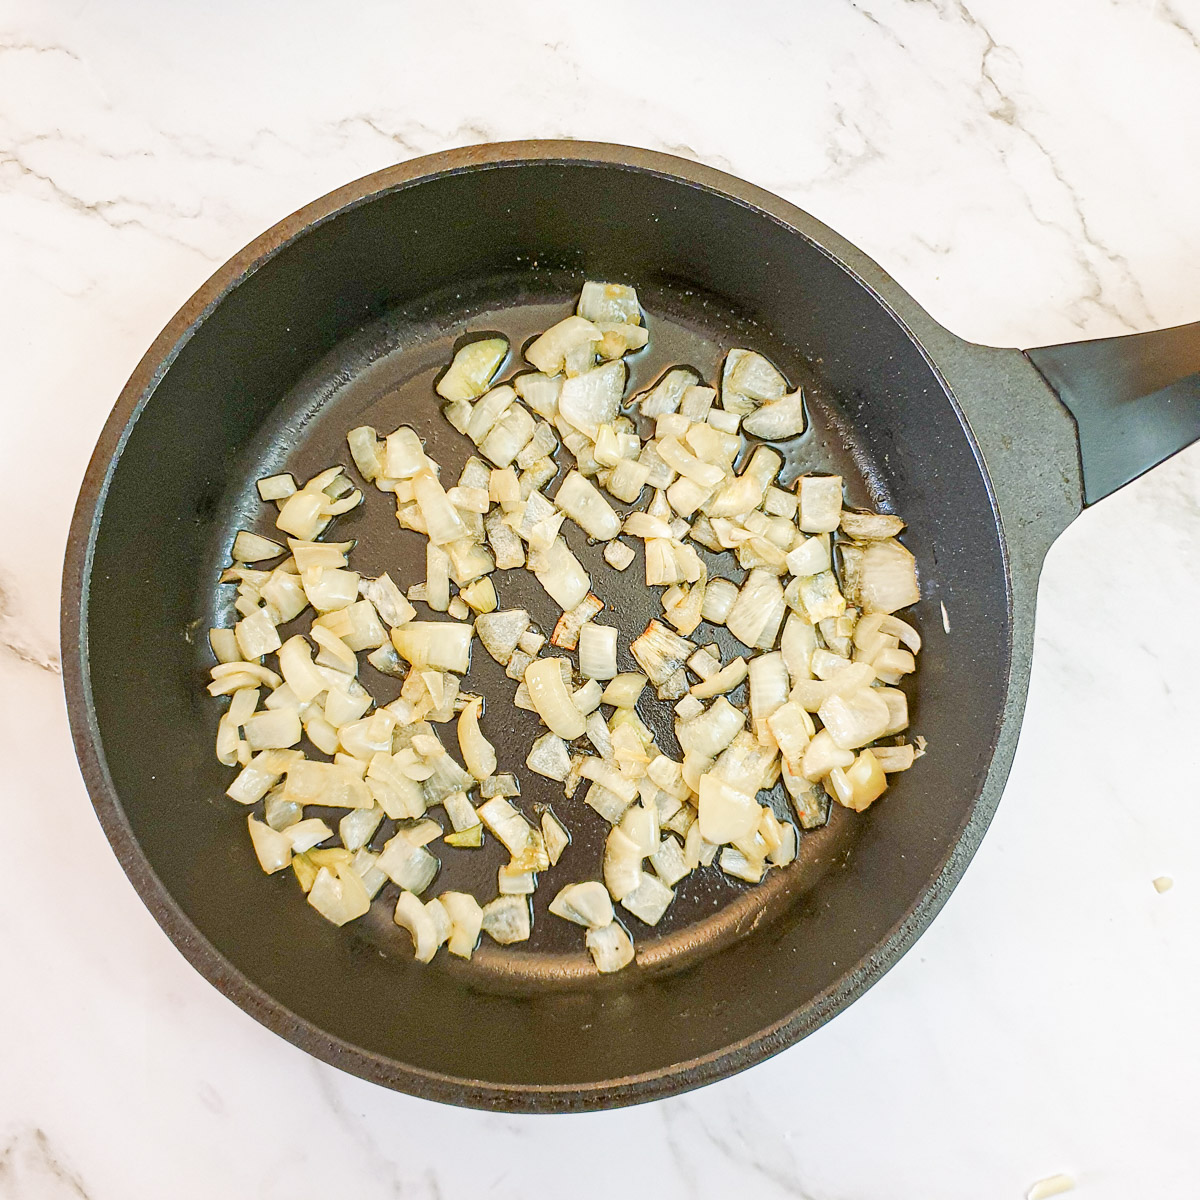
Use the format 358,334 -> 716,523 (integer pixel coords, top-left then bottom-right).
61,141 -> 1200,1111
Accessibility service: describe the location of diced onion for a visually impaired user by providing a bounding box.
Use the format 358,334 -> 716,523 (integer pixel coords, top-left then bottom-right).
525,657 -> 586,739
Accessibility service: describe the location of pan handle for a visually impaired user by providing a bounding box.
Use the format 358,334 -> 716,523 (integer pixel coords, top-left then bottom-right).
1026,320 -> 1200,505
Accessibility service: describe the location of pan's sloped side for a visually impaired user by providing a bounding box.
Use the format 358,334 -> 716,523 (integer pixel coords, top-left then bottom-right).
65,143 -> 1015,1110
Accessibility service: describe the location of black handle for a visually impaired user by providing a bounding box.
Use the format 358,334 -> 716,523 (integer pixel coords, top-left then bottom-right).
1026,321 -> 1200,505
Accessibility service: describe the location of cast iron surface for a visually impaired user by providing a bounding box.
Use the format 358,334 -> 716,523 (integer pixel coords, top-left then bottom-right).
63,142 -> 1098,1111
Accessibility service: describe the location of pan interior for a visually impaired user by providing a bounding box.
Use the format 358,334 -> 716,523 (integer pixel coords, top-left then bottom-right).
83,159 -> 1010,1095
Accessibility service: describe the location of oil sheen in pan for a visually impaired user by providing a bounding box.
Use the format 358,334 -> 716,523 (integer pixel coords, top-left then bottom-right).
203,276 -> 902,992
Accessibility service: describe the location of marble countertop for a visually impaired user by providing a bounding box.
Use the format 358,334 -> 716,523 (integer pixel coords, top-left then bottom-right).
2,1 -> 1197,1196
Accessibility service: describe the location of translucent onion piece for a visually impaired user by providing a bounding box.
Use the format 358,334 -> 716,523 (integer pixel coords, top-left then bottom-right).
828,748 -> 888,811
413,470 -> 469,545
620,872 -> 674,926
549,881 -> 615,929
235,607 -> 281,659
798,475 -> 843,534
689,656 -> 747,700
528,537 -> 591,611
586,921 -> 635,973
741,389 -> 806,440
391,622 -> 472,673
525,731 -> 570,781
840,509 -> 905,540
557,363 -> 625,440
603,827 -> 645,901
456,697 -> 496,780
256,473 -> 296,501
630,620 -> 694,686
308,864 -> 371,926
394,890 -> 440,961
481,895 -> 532,945
247,815 -> 292,873
275,491 -> 325,539
538,812 -> 568,866
601,673 -> 647,709
440,891 -> 484,958
473,608 -> 530,665
232,530 -> 283,563
526,316 -> 601,376
855,539 -> 921,614
578,281 -> 641,326
525,657 -> 586,739
721,348 -> 787,414
818,688 -> 891,750
554,470 -> 622,540
698,774 -> 761,843
346,425 -> 384,481
578,623 -> 619,681
436,337 -> 508,402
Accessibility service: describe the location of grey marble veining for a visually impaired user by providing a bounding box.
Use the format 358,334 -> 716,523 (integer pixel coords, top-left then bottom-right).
1,1 -> 1197,1196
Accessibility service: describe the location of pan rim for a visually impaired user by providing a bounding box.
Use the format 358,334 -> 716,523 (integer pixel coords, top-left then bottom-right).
61,139 -> 1015,1111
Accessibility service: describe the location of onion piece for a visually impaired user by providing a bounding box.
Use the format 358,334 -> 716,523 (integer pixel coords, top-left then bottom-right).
827,748 -> 888,811
636,367 -> 698,418
527,731 -> 572,781
234,607 -> 281,660
630,620 -> 693,686
551,593 -> 605,651
360,573 -> 416,628
275,490 -> 326,539
305,863 -> 370,926
601,673 -> 647,709
524,657 -> 586,739
741,389 -> 806,440
798,475 -> 843,534
394,890 -> 440,961
481,895 -> 532,944
698,774 -> 761,843
689,657 -> 748,700
257,473 -> 296,502
801,729 -> 855,780
840,509 -> 905,540
725,570 -> 786,650
586,921 -> 635,973
436,337 -> 508,402
719,846 -> 765,883
526,316 -> 601,376
208,627 -> 240,664
786,535 -> 832,578
603,827 -> 645,900
578,623 -> 618,681
347,426 -> 384,482
232,530 -> 283,563
873,743 -> 916,772
677,695 -> 745,759
439,891 -> 484,958
620,873 -> 674,926
721,348 -> 787,415
247,815 -> 292,873
818,687 -> 891,750
412,470 -> 469,545
391,622 -> 472,673
554,470 -> 622,541
242,708 -> 302,751
578,281 -> 641,326
474,608 -> 530,665
549,881 -> 615,929
456,697 -> 496,780
558,360 -> 626,436
854,539 -> 921,614
528,537 -> 591,611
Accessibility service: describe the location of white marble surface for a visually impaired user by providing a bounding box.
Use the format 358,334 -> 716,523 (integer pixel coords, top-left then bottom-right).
2,0 -> 1197,1195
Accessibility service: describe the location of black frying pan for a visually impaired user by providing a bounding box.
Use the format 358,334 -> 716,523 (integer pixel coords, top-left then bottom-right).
62,141 -> 1200,1111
